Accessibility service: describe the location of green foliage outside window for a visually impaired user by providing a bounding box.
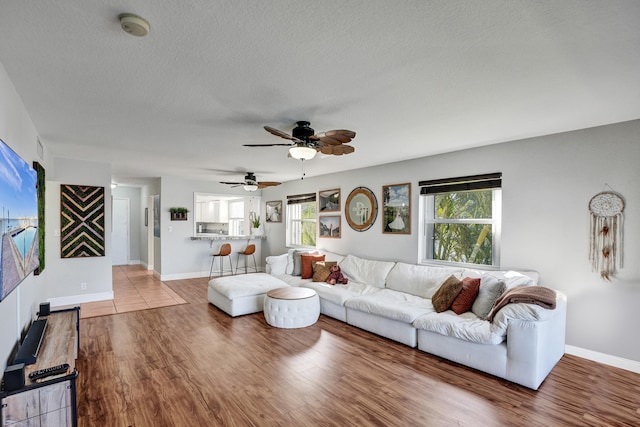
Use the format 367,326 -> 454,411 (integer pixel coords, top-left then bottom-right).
300,202 -> 317,246
432,190 -> 493,265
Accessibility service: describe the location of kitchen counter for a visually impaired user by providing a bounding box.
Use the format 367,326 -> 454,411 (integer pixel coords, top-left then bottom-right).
191,234 -> 266,241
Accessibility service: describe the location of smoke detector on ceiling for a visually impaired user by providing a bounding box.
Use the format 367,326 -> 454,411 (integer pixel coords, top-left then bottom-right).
119,13 -> 150,37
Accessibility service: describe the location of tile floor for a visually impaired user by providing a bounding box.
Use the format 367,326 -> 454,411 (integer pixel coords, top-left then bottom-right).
80,265 -> 187,319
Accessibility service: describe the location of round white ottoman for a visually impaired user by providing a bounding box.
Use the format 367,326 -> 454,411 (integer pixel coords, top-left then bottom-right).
264,287 -> 320,328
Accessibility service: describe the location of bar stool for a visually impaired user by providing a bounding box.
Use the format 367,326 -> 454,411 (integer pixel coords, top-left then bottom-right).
209,243 -> 233,279
235,244 -> 258,274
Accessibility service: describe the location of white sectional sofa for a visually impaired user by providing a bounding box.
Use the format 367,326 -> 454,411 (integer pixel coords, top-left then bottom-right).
264,249 -> 567,390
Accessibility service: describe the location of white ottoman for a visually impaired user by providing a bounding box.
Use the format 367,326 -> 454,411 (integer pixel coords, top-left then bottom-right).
208,273 -> 290,317
264,288 -> 320,328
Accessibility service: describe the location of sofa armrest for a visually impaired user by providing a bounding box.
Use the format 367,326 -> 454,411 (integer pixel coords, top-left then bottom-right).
265,253 -> 288,275
504,291 -> 567,389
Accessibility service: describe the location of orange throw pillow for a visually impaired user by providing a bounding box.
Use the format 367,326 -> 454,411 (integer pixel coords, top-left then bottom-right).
300,254 -> 325,279
451,277 -> 481,315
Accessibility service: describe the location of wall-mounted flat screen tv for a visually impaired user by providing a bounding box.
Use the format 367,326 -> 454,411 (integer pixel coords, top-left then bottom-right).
0,138 -> 39,302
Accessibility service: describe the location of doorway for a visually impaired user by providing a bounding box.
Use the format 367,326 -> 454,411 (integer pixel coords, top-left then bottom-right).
112,197 -> 130,266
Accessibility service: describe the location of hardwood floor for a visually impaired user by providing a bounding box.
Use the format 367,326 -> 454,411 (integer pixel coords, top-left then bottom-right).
76,277 -> 640,426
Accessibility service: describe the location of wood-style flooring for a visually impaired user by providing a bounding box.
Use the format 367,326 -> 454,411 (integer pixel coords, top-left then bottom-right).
76,276 -> 640,426
79,266 -> 187,319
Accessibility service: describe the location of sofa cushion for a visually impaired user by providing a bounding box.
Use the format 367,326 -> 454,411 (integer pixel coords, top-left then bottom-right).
385,262 -> 464,298
312,261 -> 337,282
345,289 -> 435,323
301,254 -> 325,279
431,275 -> 464,313
471,276 -> 506,320
208,273 -> 290,299
451,277 -> 481,315
413,311 -> 504,345
301,280 -> 382,306
318,250 -> 346,264
338,254 -> 395,288
461,268 -> 538,289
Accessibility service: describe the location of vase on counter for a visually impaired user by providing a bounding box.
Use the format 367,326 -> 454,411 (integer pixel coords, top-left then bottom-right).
252,227 -> 262,236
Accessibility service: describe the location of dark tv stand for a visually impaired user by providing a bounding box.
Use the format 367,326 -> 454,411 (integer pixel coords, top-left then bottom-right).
1,307 -> 80,427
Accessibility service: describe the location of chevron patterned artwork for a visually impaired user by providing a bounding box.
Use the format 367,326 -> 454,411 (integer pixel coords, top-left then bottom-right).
60,184 -> 105,258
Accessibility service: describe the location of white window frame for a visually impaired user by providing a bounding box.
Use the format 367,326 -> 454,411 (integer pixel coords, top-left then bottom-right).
286,194 -> 316,248
418,176 -> 502,268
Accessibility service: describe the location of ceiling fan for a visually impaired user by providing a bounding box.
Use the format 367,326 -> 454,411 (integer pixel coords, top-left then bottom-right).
219,172 -> 281,192
243,121 -> 356,160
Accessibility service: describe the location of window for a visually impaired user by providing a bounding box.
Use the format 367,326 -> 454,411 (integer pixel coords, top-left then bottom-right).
286,193 -> 317,247
228,200 -> 244,236
418,173 -> 501,266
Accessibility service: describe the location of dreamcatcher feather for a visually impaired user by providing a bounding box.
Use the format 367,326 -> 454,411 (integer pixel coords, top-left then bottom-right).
589,191 -> 624,280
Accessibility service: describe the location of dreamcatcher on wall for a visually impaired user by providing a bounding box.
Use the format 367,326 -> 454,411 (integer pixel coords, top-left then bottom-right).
589,188 -> 624,281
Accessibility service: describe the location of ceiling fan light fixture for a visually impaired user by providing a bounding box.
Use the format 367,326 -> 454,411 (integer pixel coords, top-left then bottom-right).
289,146 -> 317,160
243,184 -> 259,192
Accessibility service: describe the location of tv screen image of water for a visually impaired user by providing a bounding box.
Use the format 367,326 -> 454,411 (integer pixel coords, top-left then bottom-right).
1,219 -> 39,298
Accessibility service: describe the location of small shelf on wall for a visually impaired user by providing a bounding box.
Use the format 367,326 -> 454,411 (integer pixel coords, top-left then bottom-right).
169,208 -> 189,221
170,212 -> 188,221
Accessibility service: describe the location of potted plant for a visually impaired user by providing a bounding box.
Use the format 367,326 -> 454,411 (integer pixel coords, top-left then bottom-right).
250,212 -> 261,235
169,207 -> 189,221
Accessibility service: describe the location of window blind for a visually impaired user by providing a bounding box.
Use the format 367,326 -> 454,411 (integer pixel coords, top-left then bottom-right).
287,193 -> 316,204
419,172 -> 502,195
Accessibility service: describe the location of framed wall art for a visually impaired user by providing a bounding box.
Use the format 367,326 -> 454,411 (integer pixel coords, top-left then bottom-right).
319,188 -> 340,212
60,184 -> 105,257
345,186 -> 377,232
266,200 -> 283,222
319,215 -> 341,238
382,183 -> 411,234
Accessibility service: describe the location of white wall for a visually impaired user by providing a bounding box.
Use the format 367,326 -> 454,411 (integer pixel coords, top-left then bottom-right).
0,62 -> 50,368
112,185 -> 142,264
45,157 -> 113,306
139,179 -> 160,269
158,177 -> 263,279
261,120 -> 640,363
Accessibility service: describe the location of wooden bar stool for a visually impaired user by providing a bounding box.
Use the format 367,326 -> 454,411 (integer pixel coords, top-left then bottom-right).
209,243 -> 233,279
235,244 -> 257,274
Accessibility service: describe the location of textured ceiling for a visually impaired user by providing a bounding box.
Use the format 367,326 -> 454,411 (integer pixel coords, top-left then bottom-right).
1,1 -> 639,186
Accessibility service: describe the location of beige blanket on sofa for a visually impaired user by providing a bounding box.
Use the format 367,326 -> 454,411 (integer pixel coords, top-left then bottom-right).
487,286 -> 557,322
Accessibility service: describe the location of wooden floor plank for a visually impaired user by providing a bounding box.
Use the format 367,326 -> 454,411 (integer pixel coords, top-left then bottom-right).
76,276 -> 640,427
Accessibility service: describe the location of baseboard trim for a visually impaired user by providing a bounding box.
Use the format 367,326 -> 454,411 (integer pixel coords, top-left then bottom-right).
159,268 -> 265,282
565,345 -> 640,374
160,271 -> 209,281
128,259 -> 141,265
48,291 -> 114,308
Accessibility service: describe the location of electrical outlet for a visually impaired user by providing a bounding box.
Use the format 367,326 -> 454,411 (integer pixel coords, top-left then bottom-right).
81,282 -> 87,290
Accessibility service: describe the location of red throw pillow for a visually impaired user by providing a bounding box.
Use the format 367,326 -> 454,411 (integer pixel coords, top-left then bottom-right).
451,277 -> 481,315
300,254 -> 325,279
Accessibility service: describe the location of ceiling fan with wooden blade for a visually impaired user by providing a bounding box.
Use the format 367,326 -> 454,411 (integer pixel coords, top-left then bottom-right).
219,172 -> 281,192
243,121 -> 356,159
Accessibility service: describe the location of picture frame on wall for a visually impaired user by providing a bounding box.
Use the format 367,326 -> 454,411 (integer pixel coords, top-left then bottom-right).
265,200 -> 283,222
382,183 -> 411,234
319,188 -> 340,212
319,215 -> 341,238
